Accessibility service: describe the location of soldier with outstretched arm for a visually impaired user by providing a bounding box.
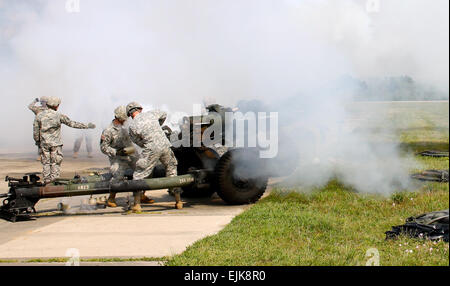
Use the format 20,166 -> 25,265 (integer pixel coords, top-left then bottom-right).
126,102 -> 182,211
33,96 -> 96,184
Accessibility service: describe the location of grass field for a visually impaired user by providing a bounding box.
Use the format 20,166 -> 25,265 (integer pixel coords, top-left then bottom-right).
166,101 -> 449,266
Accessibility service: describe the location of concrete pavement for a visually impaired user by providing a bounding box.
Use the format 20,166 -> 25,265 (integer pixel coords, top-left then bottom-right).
0,154 -> 252,262
0,189 -> 248,260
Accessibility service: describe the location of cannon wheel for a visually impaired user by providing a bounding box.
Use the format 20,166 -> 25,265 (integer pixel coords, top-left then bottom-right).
215,149 -> 268,205
174,148 -> 220,198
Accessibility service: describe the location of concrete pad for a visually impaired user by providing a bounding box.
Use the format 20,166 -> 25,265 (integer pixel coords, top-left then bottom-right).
0,187 -> 249,260
0,153 -> 272,260
0,214 -> 238,259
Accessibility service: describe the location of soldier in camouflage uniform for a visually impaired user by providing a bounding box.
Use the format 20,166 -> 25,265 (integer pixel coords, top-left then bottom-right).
100,106 -> 154,208
126,102 -> 182,211
29,97 -> 49,161
33,96 -> 96,184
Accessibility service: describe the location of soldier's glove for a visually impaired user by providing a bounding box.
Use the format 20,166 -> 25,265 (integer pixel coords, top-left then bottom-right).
116,148 -> 127,156
123,146 -> 136,155
162,126 -> 172,136
117,147 -> 135,156
35,98 -> 40,103
87,123 -> 96,129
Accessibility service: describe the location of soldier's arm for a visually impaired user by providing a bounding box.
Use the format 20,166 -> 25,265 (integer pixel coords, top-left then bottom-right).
100,131 -> 116,157
124,133 -> 134,147
155,110 -> 167,126
28,99 -> 39,115
60,114 -> 90,129
128,126 -> 144,147
33,118 -> 40,144
128,127 -> 138,145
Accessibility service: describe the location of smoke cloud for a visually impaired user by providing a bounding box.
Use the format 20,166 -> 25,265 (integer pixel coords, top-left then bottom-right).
0,0 -> 448,194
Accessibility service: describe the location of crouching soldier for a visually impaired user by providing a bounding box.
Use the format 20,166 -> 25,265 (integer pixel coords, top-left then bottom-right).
100,106 -> 154,210
126,102 -> 183,211
33,96 -> 96,184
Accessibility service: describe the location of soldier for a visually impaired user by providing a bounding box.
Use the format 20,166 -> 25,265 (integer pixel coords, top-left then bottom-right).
73,131 -> 94,158
33,96 -> 96,184
29,97 -> 49,161
126,102 -> 183,211
100,106 -> 154,210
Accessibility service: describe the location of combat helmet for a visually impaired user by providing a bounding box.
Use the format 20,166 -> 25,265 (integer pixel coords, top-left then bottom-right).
40,96 -> 50,104
46,96 -> 61,108
126,102 -> 143,117
114,106 -> 128,122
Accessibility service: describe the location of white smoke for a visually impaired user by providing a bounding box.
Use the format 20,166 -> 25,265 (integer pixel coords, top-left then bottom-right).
0,0 -> 448,194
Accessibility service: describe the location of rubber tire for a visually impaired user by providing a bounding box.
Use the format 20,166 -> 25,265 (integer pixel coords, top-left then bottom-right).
215,149 -> 268,205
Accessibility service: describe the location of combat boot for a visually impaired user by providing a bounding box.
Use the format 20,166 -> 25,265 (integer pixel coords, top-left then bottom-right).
72,152 -> 78,159
172,188 -> 183,209
131,192 -> 142,213
141,192 -> 155,204
131,204 -> 142,212
107,193 -> 117,208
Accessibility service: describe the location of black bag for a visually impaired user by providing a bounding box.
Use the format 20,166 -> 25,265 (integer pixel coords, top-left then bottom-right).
385,210 -> 449,242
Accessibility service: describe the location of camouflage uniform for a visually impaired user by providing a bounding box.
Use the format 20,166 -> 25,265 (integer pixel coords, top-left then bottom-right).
29,99 -> 48,157
73,132 -> 93,154
100,121 -> 137,181
33,109 -> 92,183
128,111 -> 178,180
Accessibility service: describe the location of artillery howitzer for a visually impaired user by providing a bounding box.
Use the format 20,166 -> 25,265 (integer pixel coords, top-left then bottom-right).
0,104 -> 278,222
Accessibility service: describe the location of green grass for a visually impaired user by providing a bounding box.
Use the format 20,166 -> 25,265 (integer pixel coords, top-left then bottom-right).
166,101 -> 449,266
0,259 -> 18,263
166,184 -> 448,266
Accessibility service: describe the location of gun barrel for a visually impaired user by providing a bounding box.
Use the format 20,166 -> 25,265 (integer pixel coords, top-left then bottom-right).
27,174 -> 196,199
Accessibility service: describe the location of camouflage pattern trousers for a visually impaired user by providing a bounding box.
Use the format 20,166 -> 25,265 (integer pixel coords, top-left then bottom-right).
40,145 -> 63,183
133,147 -> 178,180
73,133 -> 93,153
